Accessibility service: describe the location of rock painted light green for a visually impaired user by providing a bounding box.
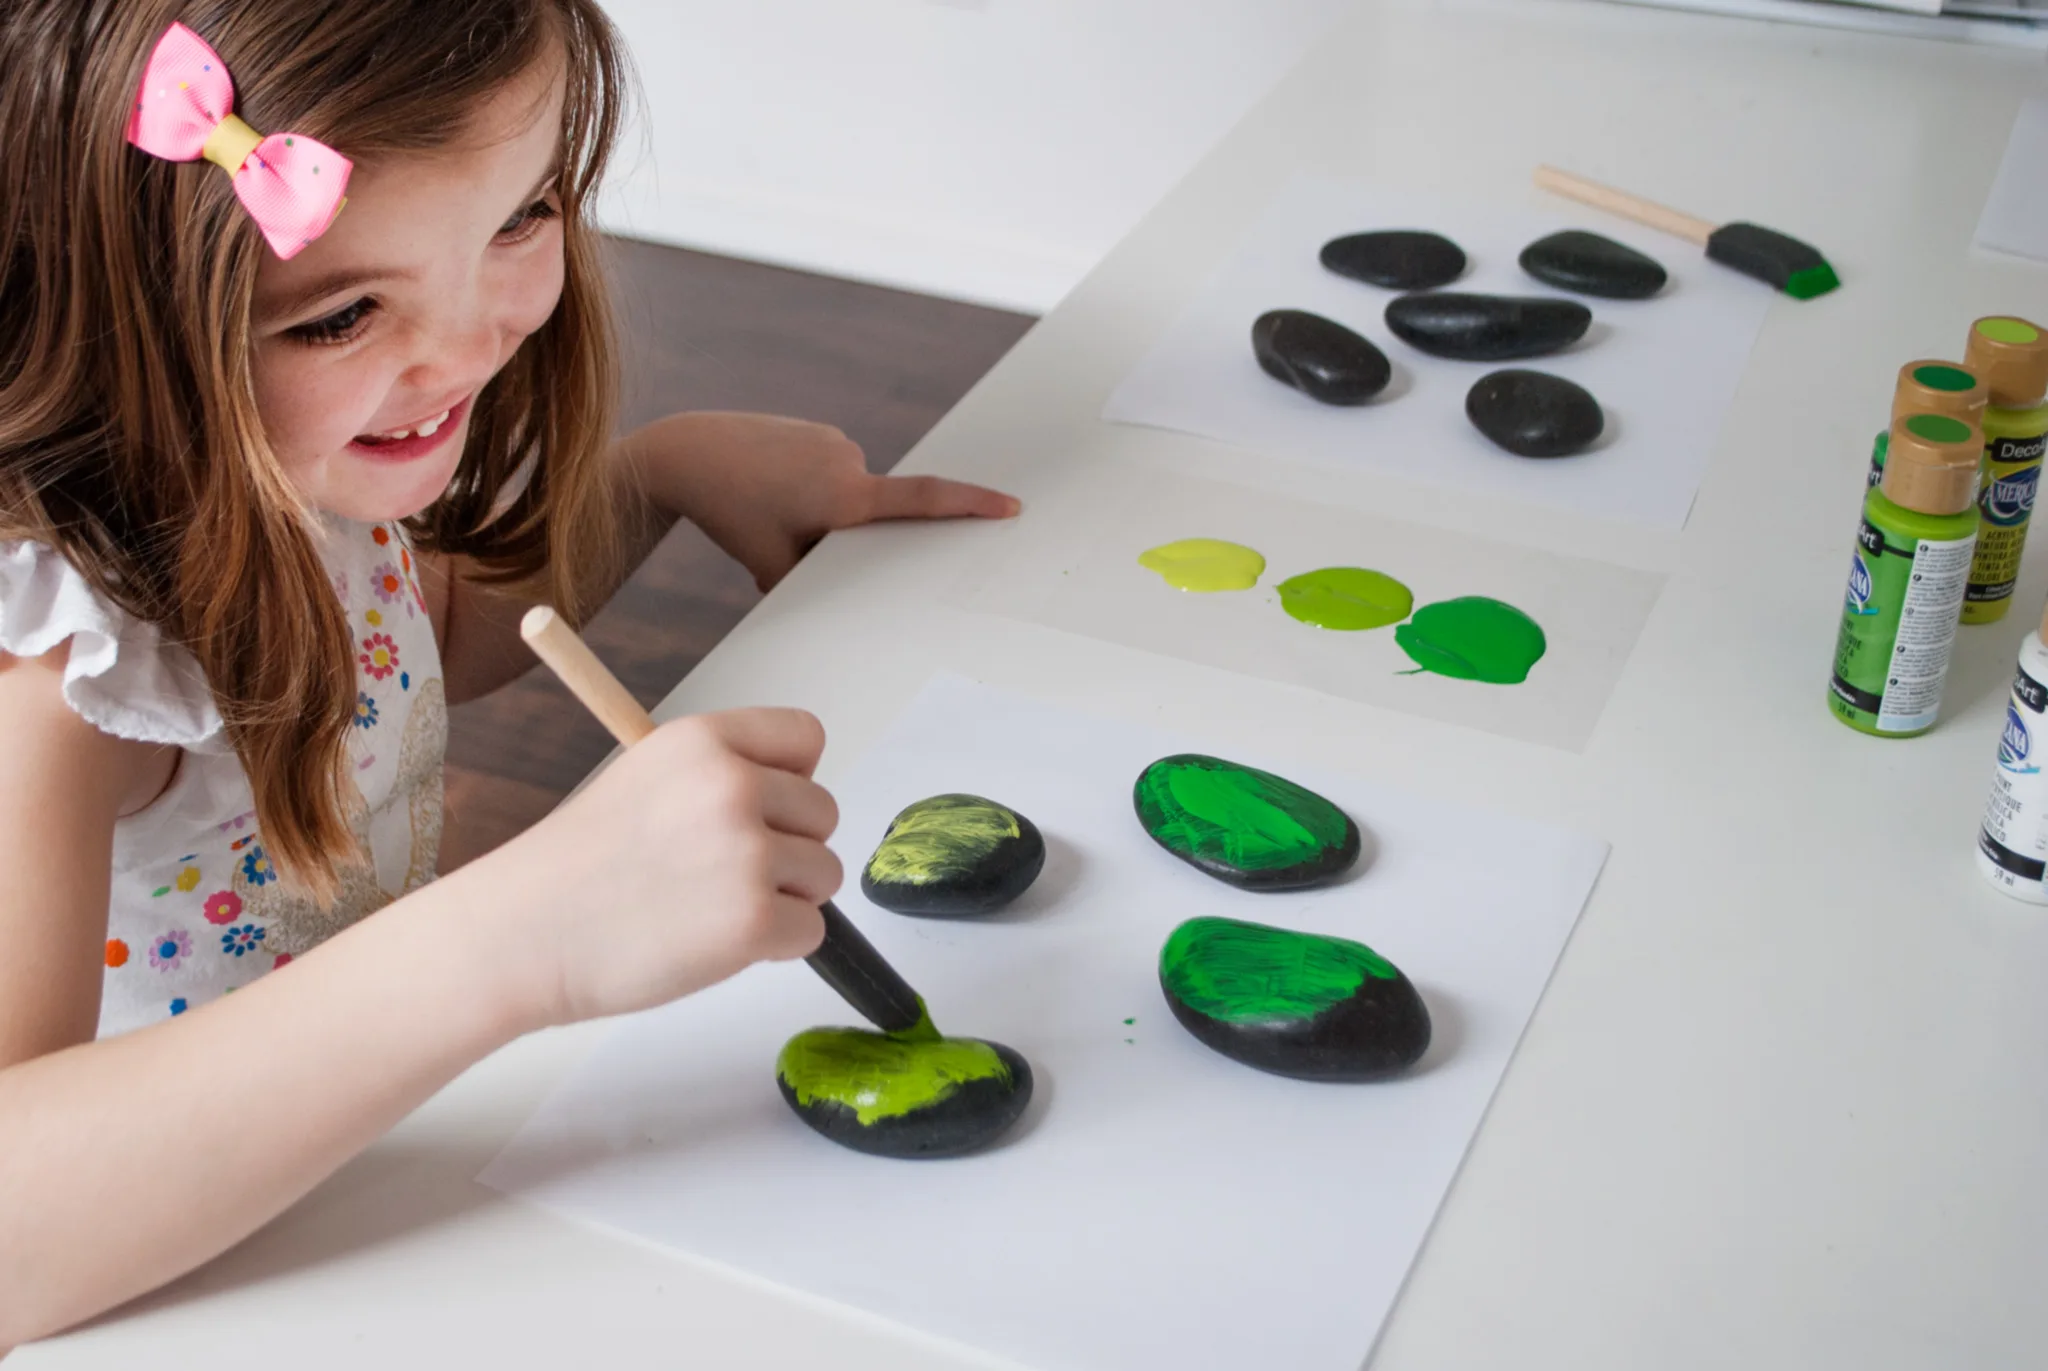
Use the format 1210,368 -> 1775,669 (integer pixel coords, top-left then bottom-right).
1160,916 -> 1396,1023
1135,754 -> 1350,873
1276,566 -> 1414,631
1138,538 -> 1266,592
776,1022 -> 1011,1127
865,794 -> 1020,887
1394,596 -> 1548,684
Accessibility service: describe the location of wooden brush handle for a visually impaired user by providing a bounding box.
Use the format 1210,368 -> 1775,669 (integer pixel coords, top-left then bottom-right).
1533,165 -> 1715,247
520,607 -> 657,746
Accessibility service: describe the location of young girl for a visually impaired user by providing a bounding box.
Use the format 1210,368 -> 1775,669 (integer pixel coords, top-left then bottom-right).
0,0 -> 1017,1346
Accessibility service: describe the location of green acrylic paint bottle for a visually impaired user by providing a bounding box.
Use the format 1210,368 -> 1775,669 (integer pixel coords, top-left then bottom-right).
1960,317 -> 2048,624
1867,359 -> 1986,489
1829,413 -> 1981,737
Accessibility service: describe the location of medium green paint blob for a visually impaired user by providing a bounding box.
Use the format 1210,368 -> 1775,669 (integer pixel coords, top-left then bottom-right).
865,794 -> 1020,887
1394,596 -> 1548,684
1905,413 -> 1973,444
1136,755 -> 1351,873
1160,916 -> 1396,1023
1979,317 -> 2041,346
1913,364 -> 1978,393
776,1019 -> 1009,1127
1138,538 -> 1266,592
1276,566 -> 1414,631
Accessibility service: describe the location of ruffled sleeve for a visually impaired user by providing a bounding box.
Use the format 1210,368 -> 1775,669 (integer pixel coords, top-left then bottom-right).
0,541 -> 225,751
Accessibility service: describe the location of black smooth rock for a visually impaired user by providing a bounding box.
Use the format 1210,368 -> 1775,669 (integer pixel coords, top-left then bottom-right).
1319,230 -> 1467,291
1384,292 -> 1591,361
1251,309 -> 1391,406
1465,370 -> 1605,458
1159,917 -> 1431,1082
1519,230 -> 1667,299
860,794 -> 1045,918
777,1035 -> 1034,1159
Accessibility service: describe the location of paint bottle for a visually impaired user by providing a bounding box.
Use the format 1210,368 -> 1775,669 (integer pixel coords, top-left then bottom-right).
1976,594 -> 2048,903
1867,360 -> 1988,489
1828,412 -> 1981,737
1960,317 -> 2048,624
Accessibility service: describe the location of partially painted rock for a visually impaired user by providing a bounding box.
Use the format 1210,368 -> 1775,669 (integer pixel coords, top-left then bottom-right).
1159,916 -> 1431,1081
777,1025 -> 1034,1159
1384,292 -> 1591,361
1133,753 -> 1359,891
861,793 -> 1045,917
1252,309 -> 1391,406
1319,230 -> 1467,291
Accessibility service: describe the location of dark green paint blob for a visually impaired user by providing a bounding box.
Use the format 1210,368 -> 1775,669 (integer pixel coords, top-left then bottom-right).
1276,567 -> 1414,631
1905,413 -> 1973,445
1157,916 -> 1431,1081
1133,753 -> 1361,891
1394,596 -> 1547,684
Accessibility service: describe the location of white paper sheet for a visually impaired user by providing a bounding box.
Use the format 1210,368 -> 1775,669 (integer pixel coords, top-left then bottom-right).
483,675 -> 1609,1371
956,465 -> 1666,752
1103,175 -> 1774,532
1975,97 -> 2048,263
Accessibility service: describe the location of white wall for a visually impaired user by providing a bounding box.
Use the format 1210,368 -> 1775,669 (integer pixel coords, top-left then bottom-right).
593,0 -> 1354,311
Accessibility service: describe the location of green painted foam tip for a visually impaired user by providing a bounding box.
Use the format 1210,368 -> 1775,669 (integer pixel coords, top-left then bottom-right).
1784,261 -> 1840,300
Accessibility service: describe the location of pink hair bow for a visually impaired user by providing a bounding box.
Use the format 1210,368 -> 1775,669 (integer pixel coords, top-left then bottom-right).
125,23 -> 352,260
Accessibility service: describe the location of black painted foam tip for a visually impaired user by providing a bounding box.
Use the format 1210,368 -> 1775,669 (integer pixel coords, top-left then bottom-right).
1705,222 -> 1839,299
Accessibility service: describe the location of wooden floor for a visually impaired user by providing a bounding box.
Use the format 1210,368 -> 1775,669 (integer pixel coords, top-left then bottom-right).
439,239 -> 1035,868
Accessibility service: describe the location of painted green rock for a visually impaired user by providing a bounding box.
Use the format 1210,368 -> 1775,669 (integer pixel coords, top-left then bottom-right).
1395,596 -> 1548,684
861,793 -> 1045,917
1159,916 -> 1431,1081
776,1023 -> 1034,1159
1133,754 -> 1360,891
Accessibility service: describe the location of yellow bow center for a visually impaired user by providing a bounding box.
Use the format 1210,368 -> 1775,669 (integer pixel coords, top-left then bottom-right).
201,114 -> 263,175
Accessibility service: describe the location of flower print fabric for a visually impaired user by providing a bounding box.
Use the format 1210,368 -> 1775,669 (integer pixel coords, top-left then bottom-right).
0,517 -> 447,1037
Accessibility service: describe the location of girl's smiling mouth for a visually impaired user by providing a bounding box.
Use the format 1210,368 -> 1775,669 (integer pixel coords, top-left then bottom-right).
348,394 -> 471,462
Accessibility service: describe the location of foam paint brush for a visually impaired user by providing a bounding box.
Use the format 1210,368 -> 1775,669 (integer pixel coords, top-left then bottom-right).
1533,165 -> 1840,300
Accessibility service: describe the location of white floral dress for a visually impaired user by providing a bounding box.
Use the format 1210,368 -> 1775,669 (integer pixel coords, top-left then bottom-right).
0,517 -> 447,1037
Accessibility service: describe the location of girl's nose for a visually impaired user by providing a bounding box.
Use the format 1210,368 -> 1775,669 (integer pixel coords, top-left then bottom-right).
405,311 -> 503,397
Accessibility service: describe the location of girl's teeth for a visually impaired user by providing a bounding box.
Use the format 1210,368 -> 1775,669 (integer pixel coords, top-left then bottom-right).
416,415 -> 443,438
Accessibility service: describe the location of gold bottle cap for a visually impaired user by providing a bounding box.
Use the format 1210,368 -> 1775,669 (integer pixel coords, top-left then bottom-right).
1881,412 -> 1981,516
1890,360 -> 1988,425
1964,317 -> 2048,408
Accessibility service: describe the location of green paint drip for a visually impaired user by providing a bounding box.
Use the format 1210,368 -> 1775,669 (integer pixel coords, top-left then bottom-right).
1160,916 -> 1396,1023
1785,262 -> 1840,301
1138,538 -> 1266,592
1137,755 -> 1351,872
1276,566 -> 1414,631
776,1022 -> 1009,1127
865,794 -> 1020,887
1394,596 -> 1547,684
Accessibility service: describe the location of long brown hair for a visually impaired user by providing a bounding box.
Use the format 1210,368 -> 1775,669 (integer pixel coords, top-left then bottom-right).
0,0 -> 627,893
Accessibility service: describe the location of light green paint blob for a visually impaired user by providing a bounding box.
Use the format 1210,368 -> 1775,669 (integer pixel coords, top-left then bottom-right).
1913,364 -> 1977,393
1979,317 -> 2041,346
1276,566 -> 1414,631
1160,916 -> 1396,1023
1135,755 -> 1351,872
776,1021 -> 1010,1127
1138,538 -> 1266,592
865,794 -> 1020,887
1905,413 -> 1973,444
1394,596 -> 1548,685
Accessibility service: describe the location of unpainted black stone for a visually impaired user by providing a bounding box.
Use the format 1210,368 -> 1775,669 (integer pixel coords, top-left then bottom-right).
1319,230 -> 1467,291
1519,230 -> 1667,300
1384,292 -> 1591,361
1251,309 -> 1391,406
1465,369 -> 1605,458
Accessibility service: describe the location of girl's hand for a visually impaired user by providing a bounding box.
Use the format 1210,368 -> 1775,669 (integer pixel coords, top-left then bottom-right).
450,706 -> 839,1029
623,411 -> 1020,591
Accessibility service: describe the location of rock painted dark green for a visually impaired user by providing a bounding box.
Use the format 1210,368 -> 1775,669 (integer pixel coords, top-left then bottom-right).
1395,596 -> 1548,684
1465,369 -> 1604,458
1158,917 -> 1431,1081
1252,309 -> 1391,405
1319,230 -> 1467,291
1384,292 -> 1591,361
860,793 -> 1045,918
1133,753 -> 1360,891
1519,230 -> 1667,299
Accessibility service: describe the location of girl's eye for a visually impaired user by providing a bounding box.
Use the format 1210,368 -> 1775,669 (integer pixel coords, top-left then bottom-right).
497,196 -> 561,244
286,297 -> 377,346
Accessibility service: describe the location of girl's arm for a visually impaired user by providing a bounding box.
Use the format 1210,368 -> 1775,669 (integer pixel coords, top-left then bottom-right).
433,412 -> 1017,706
0,643 -> 839,1350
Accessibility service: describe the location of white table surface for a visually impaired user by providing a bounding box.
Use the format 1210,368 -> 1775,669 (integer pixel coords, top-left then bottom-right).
31,1 -> 2048,1367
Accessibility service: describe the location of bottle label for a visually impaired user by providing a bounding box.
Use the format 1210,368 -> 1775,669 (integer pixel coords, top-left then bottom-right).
1979,656 -> 2048,883
1965,428 -> 2047,608
1830,520 -> 1975,732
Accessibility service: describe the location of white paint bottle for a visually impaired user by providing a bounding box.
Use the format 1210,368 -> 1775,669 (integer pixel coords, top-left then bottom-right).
1976,595 -> 2048,902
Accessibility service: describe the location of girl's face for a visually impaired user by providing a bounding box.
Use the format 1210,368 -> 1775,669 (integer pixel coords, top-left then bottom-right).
251,55 -> 568,522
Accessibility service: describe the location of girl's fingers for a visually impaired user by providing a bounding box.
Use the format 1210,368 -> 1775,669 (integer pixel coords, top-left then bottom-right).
863,474 -> 1020,523
762,895 -> 829,961
692,707 -> 827,778
768,832 -> 843,907
757,767 -> 839,842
